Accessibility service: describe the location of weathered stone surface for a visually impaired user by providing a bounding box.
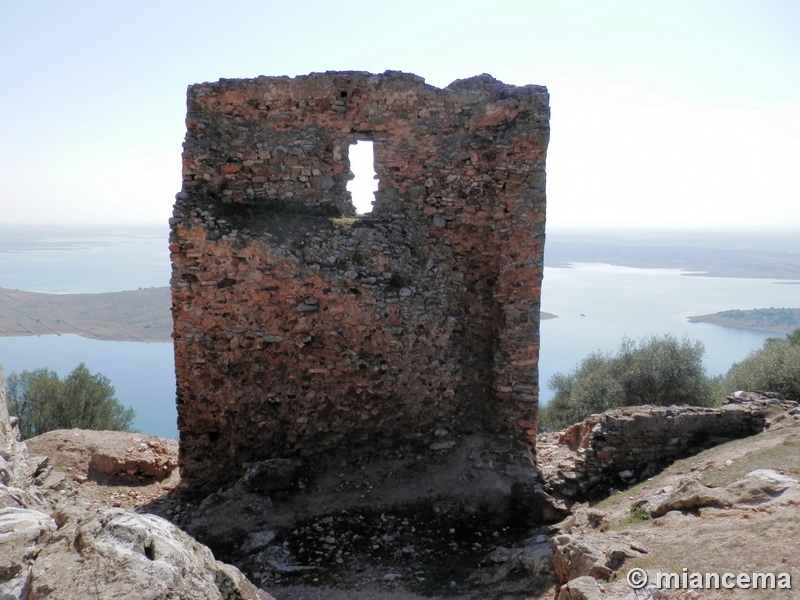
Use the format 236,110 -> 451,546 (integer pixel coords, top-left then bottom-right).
170,70 -> 549,490
557,575 -> 607,600
641,478 -> 731,518
28,504 -> 273,600
726,468 -> 799,505
641,468 -> 799,517
538,393 -> 798,500
555,506 -> 609,535
510,479 -> 570,524
0,365 -> 271,599
183,483 -> 274,557
0,485 -> 44,511
550,533 -> 648,583
87,436 -> 177,483
0,365 -> 31,489
0,507 -> 56,598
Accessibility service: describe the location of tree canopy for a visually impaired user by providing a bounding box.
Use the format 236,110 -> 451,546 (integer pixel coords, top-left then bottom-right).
720,328 -> 800,401
539,334 -> 717,431
5,363 -> 136,439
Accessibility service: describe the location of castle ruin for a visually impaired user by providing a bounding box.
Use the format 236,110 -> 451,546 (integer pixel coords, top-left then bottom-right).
169,71 -> 549,490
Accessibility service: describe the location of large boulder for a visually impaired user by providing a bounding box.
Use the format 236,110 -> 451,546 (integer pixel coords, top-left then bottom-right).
551,533 -> 648,583
726,469 -> 799,505
641,478 -> 730,518
182,482 -> 275,560
0,507 -> 57,598
26,503 -> 273,600
0,365 -> 31,489
557,575 -> 607,600
640,469 -> 799,518
0,363 -> 272,600
510,479 -> 571,524
481,535 -> 554,586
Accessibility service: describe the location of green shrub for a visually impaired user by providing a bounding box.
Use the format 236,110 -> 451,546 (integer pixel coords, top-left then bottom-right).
5,363 -> 136,439
720,328 -> 800,400
629,504 -> 651,523
539,334 -> 717,431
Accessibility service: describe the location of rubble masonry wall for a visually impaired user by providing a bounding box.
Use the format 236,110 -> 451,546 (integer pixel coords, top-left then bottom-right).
538,394 -> 798,500
169,71 -> 549,490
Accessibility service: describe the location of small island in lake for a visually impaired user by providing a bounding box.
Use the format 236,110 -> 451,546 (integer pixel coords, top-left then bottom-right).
688,307 -> 800,334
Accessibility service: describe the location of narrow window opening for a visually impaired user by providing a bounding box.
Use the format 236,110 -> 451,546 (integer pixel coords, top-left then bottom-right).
346,141 -> 378,215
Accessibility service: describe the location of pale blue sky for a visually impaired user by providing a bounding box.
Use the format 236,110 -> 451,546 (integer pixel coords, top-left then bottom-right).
1,0 -> 798,227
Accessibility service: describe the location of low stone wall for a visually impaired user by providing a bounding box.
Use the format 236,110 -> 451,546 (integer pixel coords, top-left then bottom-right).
537,393 -> 798,500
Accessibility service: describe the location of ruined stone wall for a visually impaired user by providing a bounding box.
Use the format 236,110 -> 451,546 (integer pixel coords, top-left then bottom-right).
538,393 -> 799,500
170,71 -> 549,490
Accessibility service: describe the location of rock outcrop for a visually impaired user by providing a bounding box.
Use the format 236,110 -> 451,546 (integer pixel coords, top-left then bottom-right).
0,364 -> 272,600
169,70 -> 550,492
639,468 -> 800,518
550,533 -> 648,583
26,503 -> 270,600
0,364 -> 32,490
556,576 -> 607,600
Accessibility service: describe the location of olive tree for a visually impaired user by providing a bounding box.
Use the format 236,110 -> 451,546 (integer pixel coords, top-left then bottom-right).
5,363 -> 136,439
720,328 -> 800,400
539,334 -> 718,431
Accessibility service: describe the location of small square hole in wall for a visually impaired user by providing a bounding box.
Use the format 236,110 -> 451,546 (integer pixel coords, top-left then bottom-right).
346,141 -> 378,215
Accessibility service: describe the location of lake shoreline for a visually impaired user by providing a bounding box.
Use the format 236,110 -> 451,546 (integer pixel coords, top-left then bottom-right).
687,308 -> 800,335
0,287 -> 172,343
548,262 -> 800,282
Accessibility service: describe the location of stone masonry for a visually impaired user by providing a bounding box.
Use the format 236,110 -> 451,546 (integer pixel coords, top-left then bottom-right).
169,71 -> 550,490
537,392 -> 799,501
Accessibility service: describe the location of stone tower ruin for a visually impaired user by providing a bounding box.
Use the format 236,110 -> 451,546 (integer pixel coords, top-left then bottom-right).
170,71 -> 549,490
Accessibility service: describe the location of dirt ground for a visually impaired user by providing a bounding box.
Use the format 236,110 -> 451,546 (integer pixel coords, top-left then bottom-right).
25,428 -> 180,508
589,418 -> 800,600
23,416 -> 800,600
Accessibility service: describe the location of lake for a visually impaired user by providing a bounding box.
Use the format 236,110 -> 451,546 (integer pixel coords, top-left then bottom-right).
0,226 -> 177,438
539,263 -> 795,399
0,335 -> 176,439
1,227 -> 797,439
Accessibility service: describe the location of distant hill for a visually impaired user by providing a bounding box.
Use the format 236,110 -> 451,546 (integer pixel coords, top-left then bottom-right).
545,228 -> 800,280
688,307 -> 800,334
0,287 -> 172,342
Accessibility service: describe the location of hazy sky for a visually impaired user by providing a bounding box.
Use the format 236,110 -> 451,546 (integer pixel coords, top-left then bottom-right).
1,0 -> 799,228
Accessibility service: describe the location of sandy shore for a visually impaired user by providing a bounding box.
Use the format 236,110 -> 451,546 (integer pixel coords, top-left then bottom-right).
0,287 -> 172,342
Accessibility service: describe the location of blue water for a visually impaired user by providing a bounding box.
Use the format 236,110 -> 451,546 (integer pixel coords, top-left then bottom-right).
0,225 -> 171,293
0,336 -> 176,439
539,263 -> 797,402
1,227 -> 797,438
0,225 -> 177,438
